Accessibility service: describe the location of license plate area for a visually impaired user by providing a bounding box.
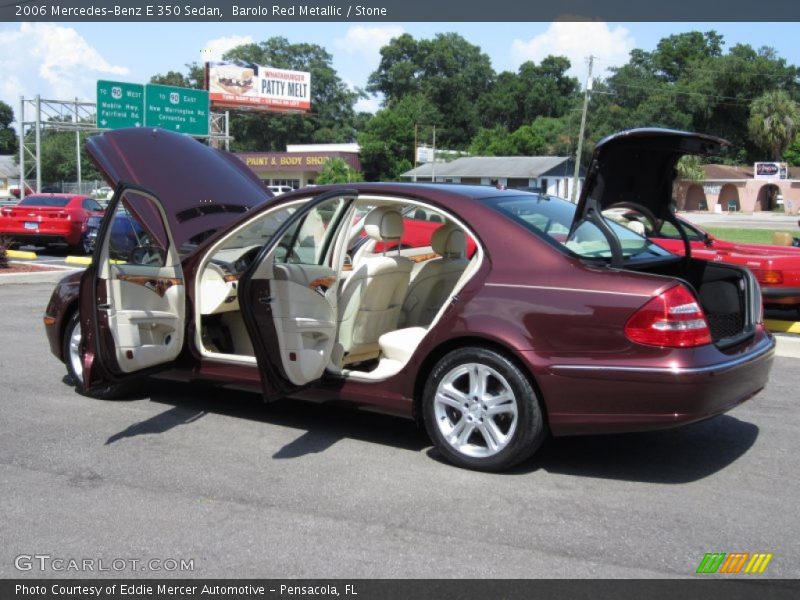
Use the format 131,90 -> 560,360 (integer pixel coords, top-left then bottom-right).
24,222 -> 38,230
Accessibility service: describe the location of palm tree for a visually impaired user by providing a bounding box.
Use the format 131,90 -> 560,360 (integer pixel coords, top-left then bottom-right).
748,90 -> 800,160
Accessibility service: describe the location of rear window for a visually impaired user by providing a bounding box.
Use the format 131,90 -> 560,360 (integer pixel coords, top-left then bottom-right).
485,194 -> 673,263
18,196 -> 70,207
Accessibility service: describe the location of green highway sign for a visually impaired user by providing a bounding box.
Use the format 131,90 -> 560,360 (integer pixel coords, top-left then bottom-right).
97,80 -> 144,129
144,84 -> 209,136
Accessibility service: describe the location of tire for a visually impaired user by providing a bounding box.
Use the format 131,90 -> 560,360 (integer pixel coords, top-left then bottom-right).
422,347 -> 546,472
62,311 -> 137,399
69,233 -> 92,256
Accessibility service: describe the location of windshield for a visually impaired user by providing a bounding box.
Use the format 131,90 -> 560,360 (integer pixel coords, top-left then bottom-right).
485,194 -> 673,262
18,196 -> 70,207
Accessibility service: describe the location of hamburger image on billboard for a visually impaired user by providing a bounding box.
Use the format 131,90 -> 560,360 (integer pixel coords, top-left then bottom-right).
207,61 -> 311,112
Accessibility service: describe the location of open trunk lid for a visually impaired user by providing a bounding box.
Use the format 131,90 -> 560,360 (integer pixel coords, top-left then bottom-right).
574,128 -> 728,225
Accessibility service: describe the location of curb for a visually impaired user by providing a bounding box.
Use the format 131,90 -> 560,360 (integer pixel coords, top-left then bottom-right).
774,334 -> 800,359
0,263 -> 82,285
765,319 -> 800,335
6,249 -> 38,260
65,256 -> 92,266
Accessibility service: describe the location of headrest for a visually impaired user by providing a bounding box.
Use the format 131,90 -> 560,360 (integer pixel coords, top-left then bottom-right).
431,224 -> 466,258
364,207 -> 403,241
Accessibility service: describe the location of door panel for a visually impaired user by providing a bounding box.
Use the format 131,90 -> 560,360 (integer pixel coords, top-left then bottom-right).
106,263 -> 184,372
238,190 -> 356,400
271,264 -> 338,384
83,186 -> 185,387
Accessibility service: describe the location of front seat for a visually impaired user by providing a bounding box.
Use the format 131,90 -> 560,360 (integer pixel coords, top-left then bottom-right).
401,223 -> 470,327
337,207 -> 413,364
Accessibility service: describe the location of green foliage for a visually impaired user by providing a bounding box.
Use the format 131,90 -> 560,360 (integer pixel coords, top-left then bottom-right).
0,101 -> 18,155
316,157 -> 362,184
358,94 -> 437,180
368,33 -> 494,148
469,117 -> 572,157
587,31 -> 800,164
677,155 -> 705,181
38,130 -> 102,184
783,135 -> 800,166
748,90 -> 800,160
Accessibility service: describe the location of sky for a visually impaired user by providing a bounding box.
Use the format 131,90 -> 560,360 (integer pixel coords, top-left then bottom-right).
1,21 -> 799,120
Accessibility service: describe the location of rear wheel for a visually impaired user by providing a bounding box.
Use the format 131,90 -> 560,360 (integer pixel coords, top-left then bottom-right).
423,347 -> 546,472
62,311 -> 136,399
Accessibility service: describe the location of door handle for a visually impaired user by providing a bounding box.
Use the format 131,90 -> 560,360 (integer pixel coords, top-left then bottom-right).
98,303 -> 112,310
258,295 -> 274,305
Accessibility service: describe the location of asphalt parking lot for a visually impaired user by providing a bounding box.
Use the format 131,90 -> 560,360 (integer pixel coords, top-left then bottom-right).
1,281 -> 798,579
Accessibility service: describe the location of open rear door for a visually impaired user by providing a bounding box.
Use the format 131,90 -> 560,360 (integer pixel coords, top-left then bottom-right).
239,190 -> 356,401
80,185 -> 185,389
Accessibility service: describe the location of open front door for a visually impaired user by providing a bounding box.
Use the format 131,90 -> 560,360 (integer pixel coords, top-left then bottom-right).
80,185 -> 185,389
239,190 -> 356,401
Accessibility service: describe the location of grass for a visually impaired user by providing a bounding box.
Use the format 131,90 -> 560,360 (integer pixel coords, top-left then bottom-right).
703,227 -> 797,245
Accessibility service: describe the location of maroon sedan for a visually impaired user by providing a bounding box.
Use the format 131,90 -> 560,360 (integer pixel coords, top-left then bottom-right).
0,193 -> 105,253
44,127 -> 774,471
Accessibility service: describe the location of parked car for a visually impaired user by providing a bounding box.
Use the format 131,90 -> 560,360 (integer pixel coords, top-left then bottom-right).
43,127 -> 774,471
267,185 -> 294,195
8,184 -> 35,199
609,211 -> 800,311
0,193 -> 105,253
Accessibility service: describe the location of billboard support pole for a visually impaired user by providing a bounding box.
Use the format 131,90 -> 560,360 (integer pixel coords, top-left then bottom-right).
18,95 -> 24,200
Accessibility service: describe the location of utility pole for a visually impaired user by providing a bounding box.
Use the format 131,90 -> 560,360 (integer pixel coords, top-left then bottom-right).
431,125 -> 436,182
413,123 -> 418,182
571,55 -> 594,202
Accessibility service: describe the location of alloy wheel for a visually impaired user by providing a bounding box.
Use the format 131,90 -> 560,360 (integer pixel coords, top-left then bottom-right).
433,362 -> 519,458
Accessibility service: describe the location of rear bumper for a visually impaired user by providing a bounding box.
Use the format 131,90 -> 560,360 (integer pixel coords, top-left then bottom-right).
532,333 -> 775,436
761,286 -> 800,306
1,222 -> 83,246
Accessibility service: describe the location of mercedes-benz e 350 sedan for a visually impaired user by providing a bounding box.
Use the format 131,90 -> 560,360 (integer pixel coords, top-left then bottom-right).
44,127 -> 774,471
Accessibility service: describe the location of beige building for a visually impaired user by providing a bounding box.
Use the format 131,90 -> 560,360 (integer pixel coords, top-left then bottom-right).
676,164 -> 800,214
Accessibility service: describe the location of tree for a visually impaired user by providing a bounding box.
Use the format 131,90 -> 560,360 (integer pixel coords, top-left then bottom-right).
677,155 -> 705,181
37,126 -> 102,184
782,135 -> 800,165
0,101 -> 18,155
748,90 -> 800,160
358,94 -> 438,181
368,33 -> 494,148
316,157 -> 362,184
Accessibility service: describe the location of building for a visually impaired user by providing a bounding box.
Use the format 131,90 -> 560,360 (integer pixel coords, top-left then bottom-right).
235,144 -> 361,190
676,164 -> 800,214
401,156 -> 584,198
0,155 -> 15,198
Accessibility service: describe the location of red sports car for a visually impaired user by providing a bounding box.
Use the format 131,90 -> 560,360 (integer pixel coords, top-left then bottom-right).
608,211 -> 800,310
0,193 -> 105,253
43,127 -> 774,471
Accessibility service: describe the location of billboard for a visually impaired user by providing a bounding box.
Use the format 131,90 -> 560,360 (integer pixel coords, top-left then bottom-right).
206,61 -> 311,112
754,162 -> 788,180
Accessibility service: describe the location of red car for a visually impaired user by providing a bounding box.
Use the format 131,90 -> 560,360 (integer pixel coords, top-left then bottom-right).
43,127 -> 774,471
0,193 -> 105,253
608,211 -> 800,311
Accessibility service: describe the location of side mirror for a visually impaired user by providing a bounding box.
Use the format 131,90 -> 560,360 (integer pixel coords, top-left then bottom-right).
130,245 -> 166,267
703,233 -> 714,247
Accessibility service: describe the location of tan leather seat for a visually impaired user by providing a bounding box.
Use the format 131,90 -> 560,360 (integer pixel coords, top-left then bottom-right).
337,207 -> 413,364
401,223 -> 469,327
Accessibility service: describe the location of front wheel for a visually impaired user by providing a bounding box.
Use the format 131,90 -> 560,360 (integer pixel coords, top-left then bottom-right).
423,347 -> 546,472
62,311 -> 136,399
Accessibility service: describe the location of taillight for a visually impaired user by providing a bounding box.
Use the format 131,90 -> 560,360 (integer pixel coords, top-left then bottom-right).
752,269 -> 782,285
625,284 -> 712,348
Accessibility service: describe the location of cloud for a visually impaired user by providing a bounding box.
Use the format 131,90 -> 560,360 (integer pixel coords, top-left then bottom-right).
202,35 -> 254,62
355,95 -> 382,114
0,23 -> 128,111
511,21 -> 635,82
334,26 -> 405,57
